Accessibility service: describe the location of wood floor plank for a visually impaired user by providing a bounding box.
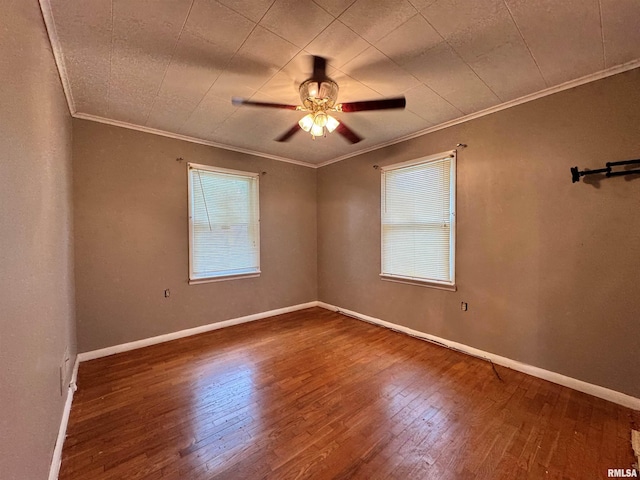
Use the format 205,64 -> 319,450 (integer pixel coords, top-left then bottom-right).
60,307 -> 639,479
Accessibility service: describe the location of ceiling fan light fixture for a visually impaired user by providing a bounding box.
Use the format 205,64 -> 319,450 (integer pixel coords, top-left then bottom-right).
325,115 -> 340,133
314,112 -> 328,127
298,113 -> 314,132
310,123 -> 324,137
233,56 -> 404,144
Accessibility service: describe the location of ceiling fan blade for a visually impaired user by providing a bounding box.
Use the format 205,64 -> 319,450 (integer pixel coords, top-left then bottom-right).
312,55 -> 328,79
275,124 -> 302,142
338,97 -> 406,112
232,97 -> 300,110
336,122 -> 362,144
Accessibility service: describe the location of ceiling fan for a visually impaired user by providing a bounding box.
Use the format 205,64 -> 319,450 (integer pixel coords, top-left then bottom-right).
231,55 -> 406,144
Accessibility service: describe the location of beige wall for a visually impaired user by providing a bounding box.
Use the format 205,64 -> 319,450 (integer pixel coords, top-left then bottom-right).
72,120 -> 317,352
318,69 -> 640,398
0,2 -> 76,479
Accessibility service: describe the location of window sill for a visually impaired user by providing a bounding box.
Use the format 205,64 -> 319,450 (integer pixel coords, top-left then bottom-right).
380,274 -> 457,291
189,272 -> 260,285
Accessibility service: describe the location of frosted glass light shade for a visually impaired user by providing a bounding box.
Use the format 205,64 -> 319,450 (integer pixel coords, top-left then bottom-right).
314,112 -> 328,127
326,115 -> 340,133
298,114 -> 314,132
310,123 -> 324,137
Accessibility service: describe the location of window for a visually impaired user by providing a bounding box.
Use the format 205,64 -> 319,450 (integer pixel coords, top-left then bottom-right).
188,163 -> 260,283
380,151 -> 456,289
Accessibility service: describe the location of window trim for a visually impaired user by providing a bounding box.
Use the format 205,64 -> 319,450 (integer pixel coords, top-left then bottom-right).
379,150 -> 457,290
187,162 -> 260,285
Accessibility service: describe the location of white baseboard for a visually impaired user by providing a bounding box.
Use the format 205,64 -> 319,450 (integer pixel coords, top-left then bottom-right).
317,302 -> 640,411
77,301 -> 319,362
48,356 -> 79,480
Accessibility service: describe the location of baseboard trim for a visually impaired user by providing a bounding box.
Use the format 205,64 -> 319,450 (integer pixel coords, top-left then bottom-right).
77,301 -> 319,362
317,302 -> 640,410
48,356 -> 79,480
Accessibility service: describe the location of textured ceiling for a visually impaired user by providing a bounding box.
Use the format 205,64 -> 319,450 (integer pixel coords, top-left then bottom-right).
45,0 -> 640,166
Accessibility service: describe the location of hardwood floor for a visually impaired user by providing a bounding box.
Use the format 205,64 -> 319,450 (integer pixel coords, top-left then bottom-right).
60,307 -> 639,479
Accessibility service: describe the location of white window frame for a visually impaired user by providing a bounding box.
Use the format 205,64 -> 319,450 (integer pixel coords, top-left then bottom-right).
187,163 -> 260,284
380,150 -> 456,291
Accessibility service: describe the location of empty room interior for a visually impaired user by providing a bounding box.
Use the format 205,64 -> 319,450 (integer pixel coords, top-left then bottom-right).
3,0 -> 640,479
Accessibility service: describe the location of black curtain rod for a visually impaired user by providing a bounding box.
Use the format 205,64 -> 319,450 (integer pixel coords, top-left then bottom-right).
571,158 -> 640,183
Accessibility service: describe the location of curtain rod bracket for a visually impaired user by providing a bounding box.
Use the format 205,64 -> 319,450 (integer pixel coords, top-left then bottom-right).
571,158 -> 640,183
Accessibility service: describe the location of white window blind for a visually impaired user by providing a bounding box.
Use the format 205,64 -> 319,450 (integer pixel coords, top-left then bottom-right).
381,152 -> 456,287
188,163 -> 260,283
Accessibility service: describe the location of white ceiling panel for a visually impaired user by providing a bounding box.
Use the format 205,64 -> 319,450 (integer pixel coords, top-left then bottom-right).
468,40 -> 547,101
108,0 -> 193,125
207,26 -> 300,99
306,20 -> 370,68
146,95 -> 197,134
419,0 -> 509,50
404,42 -> 500,113
341,47 -> 420,96
404,84 -> 461,124
504,0 -> 604,85
259,0 -> 334,48
375,14 -> 442,66
45,0 -> 640,164
421,1 -> 521,62
145,1 -> 254,131
360,108 -> 431,140
339,0 -> 418,43
313,0 -> 357,18
419,0 -> 546,100
180,92 -> 238,139
49,0 -> 111,116
144,34 -> 225,132
211,107 -> 297,147
600,0 -> 640,67
259,71 -> 302,106
108,53 -> 171,126
330,72 -> 381,102
406,0 -> 439,10
182,0 -> 254,52
217,0 -> 275,23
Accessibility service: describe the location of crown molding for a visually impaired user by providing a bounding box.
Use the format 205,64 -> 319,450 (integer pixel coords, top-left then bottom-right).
316,59 -> 640,168
39,0 -> 76,116
73,113 -> 318,168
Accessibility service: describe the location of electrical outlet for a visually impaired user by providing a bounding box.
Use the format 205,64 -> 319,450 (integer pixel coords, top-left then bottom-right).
164,289 -> 170,298
461,302 -> 468,311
